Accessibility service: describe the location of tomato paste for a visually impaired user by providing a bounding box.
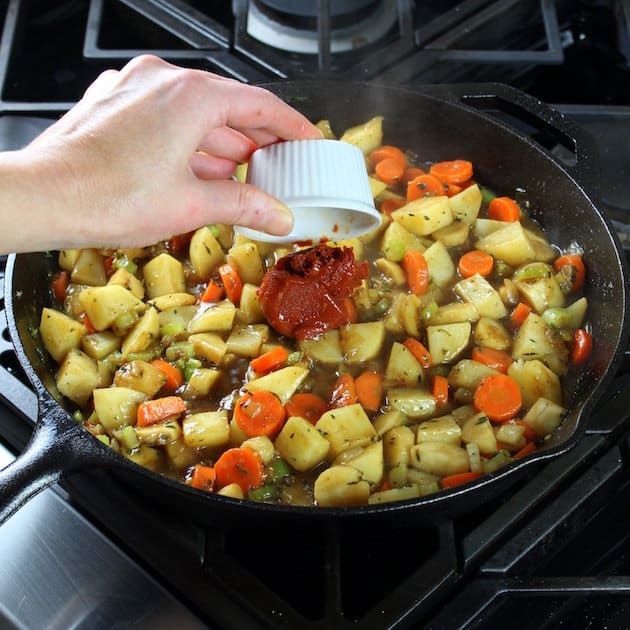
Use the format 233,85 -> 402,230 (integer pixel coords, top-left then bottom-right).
257,244 -> 368,339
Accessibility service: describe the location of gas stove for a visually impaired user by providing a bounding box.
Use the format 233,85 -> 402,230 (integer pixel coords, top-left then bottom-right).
1,2 -> 630,629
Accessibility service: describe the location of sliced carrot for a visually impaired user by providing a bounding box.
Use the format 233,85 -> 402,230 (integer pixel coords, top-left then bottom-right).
369,145 -> 408,169
402,166 -> 426,185
378,477 -> 393,492
200,279 -> 225,303
234,390 -> 286,437
51,270 -> 69,302
151,358 -> 184,392
473,374 -> 522,423
445,182 -> 463,197
429,159 -> 474,185
379,198 -> 405,217
471,346 -> 513,374
458,250 -> 494,278
103,256 -> 115,277
249,346 -> 289,375
136,395 -> 186,427
167,232 -> 193,255
401,250 -> 430,296
507,302 -> 531,329
355,370 -> 384,413
218,263 -> 243,304
403,337 -> 432,368
513,442 -> 537,459
553,254 -> 586,293
487,196 -> 521,222
406,173 -> 446,201
284,392 -> 327,425
440,471 -> 482,489
189,463 -> 216,491
329,373 -> 357,408
343,297 -> 358,324
78,312 -> 96,334
214,447 -> 264,493
571,328 -> 593,366
432,374 -> 449,406
375,157 -> 405,185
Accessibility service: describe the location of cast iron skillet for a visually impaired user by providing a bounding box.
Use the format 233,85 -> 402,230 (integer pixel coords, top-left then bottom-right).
0,82 -> 628,527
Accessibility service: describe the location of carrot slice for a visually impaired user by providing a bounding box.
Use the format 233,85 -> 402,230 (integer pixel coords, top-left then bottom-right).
445,182 -> 463,197
151,358 -> 184,392
329,373 -> 357,408
189,463 -> 216,491
507,302 -> 531,329
218,263 -> 243,304
432,375 -> 449,406
513,442 -> 537,459
249,346 -> 289,375
78,312 -> 96,334
473,374 -> 522,423
403,337 -> 432,368
355,370 -> 384,413
234,390 -> 286,437
136,396 -> 186,427
214,447 -> 264,493
458,250 -> 494,278
487,196 -> 521,222
471,346 -> 513,374
379,198 -> 405,217
571,328 -> 593,366
401,250 -> 430,296
429,159 -> 474,185
343,297 -> 358,324
369,145 -> 407,169
553,254 -> 586,293
440,471 -> 482,489
51,270 -> 69,303
375,157 -> 405,185
200,279 -> 225,303
402,166 -> 426,185
284,392 -> 327,425
406,174 -> 446,201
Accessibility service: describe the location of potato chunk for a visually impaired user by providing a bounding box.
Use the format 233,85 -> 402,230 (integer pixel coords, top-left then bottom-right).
315,403 -> 377,459
56,349 -> 103,406
78,285 -> 148,331
93,386 -> 148,431
189,226 -> 224,280
275,416 -> 330,472
245,364 -> 309,404
409,442 -> 470,477
391,196 -> 453,236
40,307 -> 88,363
314,465 -> 370,507
182,411 -> 230,448
507,359 -> 562,407
143,253 -> 186,299
454,274 -> 507,319
340,321 -> 385,364
427,322 -> 472,364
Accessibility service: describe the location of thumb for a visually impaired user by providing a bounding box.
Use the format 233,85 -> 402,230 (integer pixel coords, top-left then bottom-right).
193,179 -> 294,236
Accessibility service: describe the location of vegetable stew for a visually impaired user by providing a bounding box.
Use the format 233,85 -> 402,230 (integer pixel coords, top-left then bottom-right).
39,115 -> 592,507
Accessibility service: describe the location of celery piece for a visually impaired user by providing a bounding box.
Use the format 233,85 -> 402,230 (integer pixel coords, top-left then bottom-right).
480,186 -> 496,205
287,350 -> 304,365
160,321 -> 186,337
73,410 -> 85,424
184,358 -> 203,381
512,263 -> 552,283
113,254 -> 138,275
248,484 -> 279,502
96,434 -> 111,446
268,458 -> 293,481
421,301 -> 439,323
118,425 -> 140,453
165,340 -> 196,362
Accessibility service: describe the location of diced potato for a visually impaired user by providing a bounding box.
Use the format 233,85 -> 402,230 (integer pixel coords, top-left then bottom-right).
314,465 -> 370,507
143,253 -> 186,299
381,221 -> 427,262
40,307 -> 88,362
512,312 -> 568,375
186,368 -> 220,396
188,300 -> 237,333
522,397 -> 567,437
108,267 -> 144,299
78,285 -> 148,331
391,196 -> 453,236
228,416 -> 249,446
275,416 -> 330,471
369,176 -> 388,198
113,359 -> 166,396
315,403 -> 377,459
327,238 -> 364,261
454,274 -> 507,319
188,332 -> 227,365
158,305 -> 197,337
448,183 -> 482,224
409,442 -> 470,476
447,359 -> 498,390
474,218 -> 509,239
423,240 -> 457,287
369,485 -> 423,504
241,436 -> 276,465
482,450 -> 513,474
121,307 -> 160,357
135,420 -> 182,446
514,263 -> 565,314
385,341 -> 424,386
300,330 -> 343,365
473,317 -> 512,351
340,321 -> 385,364
238,283 -> 265,324
217,483 -> 245,499
427,321 -> 471,364
387,387 -> 437,420
93,386 -> 148,431
148,292 -> 196,311
126,446 -> 163,472
382,425 -> 415,473
430,302 -> 479,326
416,415 -> 462,445
525,228 -> 557,263
451,404 -> 478,426
461,412 -> 498,454
225,325 -> 267,357
400,294 -> 422,338
432,220 -> 470,247
494,423 -> 527,451
375,257 -> 406,285
507,359 -> 563,407
182,411 -> 230,448
81,331 -> 122,360
189,226 -> 224,280
342,441 -> 384,486
372,408 -> 406,437
245,364 -> 309,404
164,438 -> 197,472
475,221 -> 536,266
71,248 -> 107,286
56,349 -> 104,406
466,442 -> 482,473
227,242 -> 265,285
339,115 -> 383,154
58,249 -> 81,271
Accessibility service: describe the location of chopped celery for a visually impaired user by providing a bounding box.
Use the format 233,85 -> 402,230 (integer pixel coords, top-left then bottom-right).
96,434 -> 110,446
248,484 -> 279,502
160,321 -> 186,337
421,301 -> 438,322
480,185 -> 496,204
118,425 -> 140,453
268,458 -> 293,481
287,350 -> 304,364
73,410 -> 85,424
184,358 -> 203,381
113,253 -> 138,275
165,341 -> 196,361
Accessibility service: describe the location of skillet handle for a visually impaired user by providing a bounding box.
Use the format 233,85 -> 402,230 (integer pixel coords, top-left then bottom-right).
420,82 -> 601,200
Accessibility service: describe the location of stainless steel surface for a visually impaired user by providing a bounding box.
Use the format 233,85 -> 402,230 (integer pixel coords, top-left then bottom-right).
0,442 -> 207,630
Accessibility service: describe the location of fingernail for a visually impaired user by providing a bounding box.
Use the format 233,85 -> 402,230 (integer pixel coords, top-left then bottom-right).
271,202 -> 294,235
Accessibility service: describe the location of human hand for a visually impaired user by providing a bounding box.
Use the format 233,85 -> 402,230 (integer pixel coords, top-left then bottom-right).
1,55 -> 322,253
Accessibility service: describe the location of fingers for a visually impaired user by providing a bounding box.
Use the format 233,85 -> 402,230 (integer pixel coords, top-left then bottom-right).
196,126 -> 257,162
189,152 -> 238,180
